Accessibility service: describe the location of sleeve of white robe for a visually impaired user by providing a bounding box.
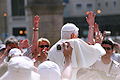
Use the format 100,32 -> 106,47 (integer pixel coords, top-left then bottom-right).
72,38 -> 106,68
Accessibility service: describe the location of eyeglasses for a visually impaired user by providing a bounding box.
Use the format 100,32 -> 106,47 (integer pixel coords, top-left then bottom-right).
103,47 -> 111,50
39,45 -> 49,48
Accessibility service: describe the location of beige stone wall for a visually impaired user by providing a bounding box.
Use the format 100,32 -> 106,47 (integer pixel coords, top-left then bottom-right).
38,14 -> 63,45
27,14 -> 63,46
29,3 -> 65,45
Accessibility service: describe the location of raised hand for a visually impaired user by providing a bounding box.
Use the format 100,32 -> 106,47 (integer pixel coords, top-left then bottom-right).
63,42 -> 73,62
94,23 -> 99,32
32,15 -> 40,58
86,11 -> 96,27
87,11 -> 96,45
33,15 -> 40,29
62,42 -> 73,80
19,39 -> 30,48
94,23 -> 103,44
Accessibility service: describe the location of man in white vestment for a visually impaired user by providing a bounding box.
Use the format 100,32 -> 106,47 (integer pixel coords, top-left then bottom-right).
47,22 -> 106,80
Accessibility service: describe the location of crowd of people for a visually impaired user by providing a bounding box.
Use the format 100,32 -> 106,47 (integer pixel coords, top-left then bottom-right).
0,11 -> 120,80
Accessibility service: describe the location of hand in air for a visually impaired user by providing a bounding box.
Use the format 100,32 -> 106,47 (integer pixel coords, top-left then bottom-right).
33,15 -> 40,29
86,11 -> 96,27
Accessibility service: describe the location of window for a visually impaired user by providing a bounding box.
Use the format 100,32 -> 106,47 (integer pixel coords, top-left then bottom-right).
11,0 -> 25,16
87,3 -> 93,11
105,2 -> 108,7
13,27 -> 27,36
87,3 -> 92,8
98,3 -> 101,7
63,0 -> 69,3
76,4 -> 82,9
113,1 -> 117,7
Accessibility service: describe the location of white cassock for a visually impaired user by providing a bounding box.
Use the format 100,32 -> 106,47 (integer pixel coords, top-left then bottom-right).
47,38 -> 106,80
77,59 -> 120,80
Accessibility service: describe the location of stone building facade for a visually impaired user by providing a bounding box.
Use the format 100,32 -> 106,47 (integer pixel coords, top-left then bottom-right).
63,0 -> 120,37
0,0 -> 65,45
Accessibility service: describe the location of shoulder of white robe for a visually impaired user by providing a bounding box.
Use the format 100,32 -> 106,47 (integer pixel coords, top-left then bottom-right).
93,43 -> 106,56
47,40 -> 62,59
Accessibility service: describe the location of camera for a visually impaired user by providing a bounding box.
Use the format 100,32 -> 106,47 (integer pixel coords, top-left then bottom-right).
56,43 -> 68,51
104,31 -> 111,36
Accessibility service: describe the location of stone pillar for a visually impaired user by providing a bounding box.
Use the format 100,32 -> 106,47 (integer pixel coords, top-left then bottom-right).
27,0 -> 65,45
0,0 -> 7,41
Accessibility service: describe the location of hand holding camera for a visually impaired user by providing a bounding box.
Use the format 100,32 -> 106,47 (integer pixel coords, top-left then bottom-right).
57,43 -> 68,51
63,42 -> 73,64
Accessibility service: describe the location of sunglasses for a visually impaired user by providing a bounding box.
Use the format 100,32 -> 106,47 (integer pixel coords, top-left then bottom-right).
39,45 -> 49,48
103,47 -> 111,50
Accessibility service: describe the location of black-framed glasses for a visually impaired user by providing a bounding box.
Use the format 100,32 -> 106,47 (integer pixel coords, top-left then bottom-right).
103,47 -> 111,50
39,45 -> 49,48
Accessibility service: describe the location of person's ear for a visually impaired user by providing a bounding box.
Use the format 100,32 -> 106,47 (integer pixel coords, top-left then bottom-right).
71,33 -> 75,39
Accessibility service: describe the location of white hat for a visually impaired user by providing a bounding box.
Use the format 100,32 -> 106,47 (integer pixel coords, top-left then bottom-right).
0,56 -> 40,80
61,23 -> 79,39
61,23 -> 79,32
8,48 -> 22,57
0,44 -> 6,50
37,61 -> 61,80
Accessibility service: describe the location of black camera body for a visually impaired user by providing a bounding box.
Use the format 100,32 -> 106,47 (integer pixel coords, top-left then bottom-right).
56,43 -> 68,51
57,44 -> 62,50
104,31 -> 111,36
